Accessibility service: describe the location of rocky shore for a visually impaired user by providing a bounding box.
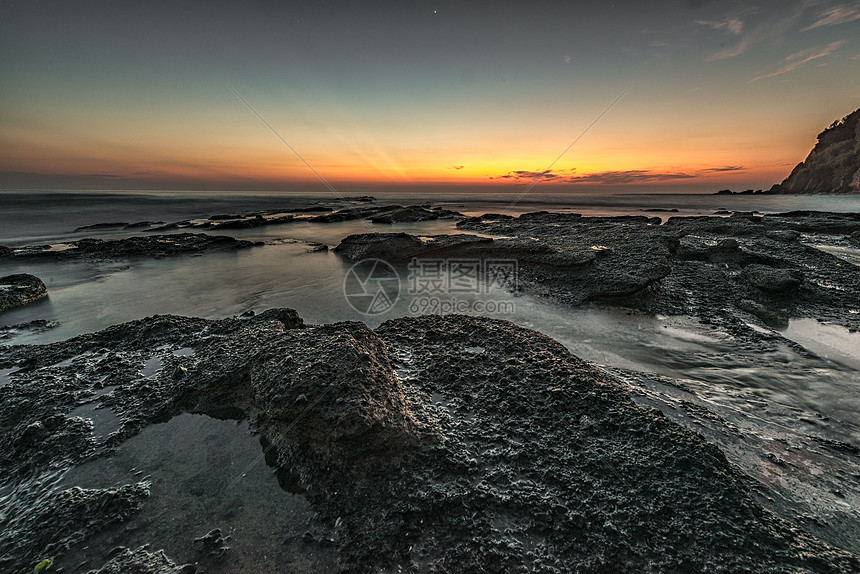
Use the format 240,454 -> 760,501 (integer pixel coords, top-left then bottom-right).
0,273 -> 48,312
335,210 -> 860,334
2,309 -> 859,573
0,233 -> 260,262
104,203 -> 461,233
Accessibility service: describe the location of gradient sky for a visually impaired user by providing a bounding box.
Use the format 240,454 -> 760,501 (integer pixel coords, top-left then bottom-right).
2,0 -> 859,192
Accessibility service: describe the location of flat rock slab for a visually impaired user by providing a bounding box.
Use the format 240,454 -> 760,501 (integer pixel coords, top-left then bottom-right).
1,310 -> 857,572
3,233 -> 260,262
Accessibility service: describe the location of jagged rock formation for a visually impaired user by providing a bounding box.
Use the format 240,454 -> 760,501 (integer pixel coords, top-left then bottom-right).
772,108 -> 860,194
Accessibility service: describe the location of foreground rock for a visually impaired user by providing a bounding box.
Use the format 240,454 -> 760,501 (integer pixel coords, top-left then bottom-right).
2,233 -> 260,262
771,108 -> 860,194
1,310 -> 858,572
0,273 -> 48,312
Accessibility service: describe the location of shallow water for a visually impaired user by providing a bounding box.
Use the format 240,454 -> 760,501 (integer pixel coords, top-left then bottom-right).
58,413 -> 336,573
2,213 -> 858,446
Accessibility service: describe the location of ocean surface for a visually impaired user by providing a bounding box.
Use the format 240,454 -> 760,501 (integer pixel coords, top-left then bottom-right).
3,188 -> 860,246
2,189 -> 860,568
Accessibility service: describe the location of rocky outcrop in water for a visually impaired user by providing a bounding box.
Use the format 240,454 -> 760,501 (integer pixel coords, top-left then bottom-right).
0,273 -> 48,312
1,310 -> 858,572
2,233 -> 260,262
771,108 -> 860,194
335,211 -> 860,333
309,204 -> 460,223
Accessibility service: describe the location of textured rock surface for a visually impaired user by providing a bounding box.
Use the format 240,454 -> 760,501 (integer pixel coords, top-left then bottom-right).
773,108 -> 860,194
0,273 -> 48,312
335,211 -> 860,334
2,233 -> 260,261
1,310 -> 858,572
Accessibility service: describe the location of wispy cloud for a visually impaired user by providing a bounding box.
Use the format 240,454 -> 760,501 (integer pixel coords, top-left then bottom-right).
491,169 -> 567,181
567,170 -> 696,185
700,4 -> 808,62
490,166 -> 745,185
706,36 -> 756,61
449,165 -> 464,170
749,40 -> 845,82
801,4 -> 860,31
701,165 -> 746,173
696,17 -> 745,36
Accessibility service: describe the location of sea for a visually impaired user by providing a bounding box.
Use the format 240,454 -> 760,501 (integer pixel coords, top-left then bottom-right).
1,189 -> 859,568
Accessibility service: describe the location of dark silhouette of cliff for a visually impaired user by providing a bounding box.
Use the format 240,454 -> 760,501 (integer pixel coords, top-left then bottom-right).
770,108 -> 860,194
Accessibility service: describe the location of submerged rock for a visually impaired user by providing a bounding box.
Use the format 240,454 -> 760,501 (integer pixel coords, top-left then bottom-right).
1,310 -> 858,572
0,273 -> 48,312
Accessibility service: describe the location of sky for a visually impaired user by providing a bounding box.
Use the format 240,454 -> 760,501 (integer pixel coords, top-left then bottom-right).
1,0 -> 859,193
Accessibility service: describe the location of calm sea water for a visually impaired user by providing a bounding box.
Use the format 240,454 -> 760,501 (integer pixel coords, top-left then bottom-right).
2,189 -> 860,245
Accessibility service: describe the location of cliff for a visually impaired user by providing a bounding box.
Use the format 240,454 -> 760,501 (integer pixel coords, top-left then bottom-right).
772,108 -> 860,194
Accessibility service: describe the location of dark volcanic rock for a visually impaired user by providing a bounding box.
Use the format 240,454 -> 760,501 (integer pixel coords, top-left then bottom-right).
333,232 -> 490,262
1,310 -> 858,572
310,204 -> 461,224
211,213 -> 295,229
1,482 -> 150,572
774,108 -> 860,194
0,319 -> 59,340
0,273 -> 48,312
450,211 -> 860,332
86,547 -> 193,574
7,233 -> 260,262
742,263 -> 804,293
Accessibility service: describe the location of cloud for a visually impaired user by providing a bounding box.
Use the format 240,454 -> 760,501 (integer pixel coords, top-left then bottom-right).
449,165 -> 464,170
706,33 -> 756,61
490,166 -> 746,185
700,4 -> 808,62
650,40 -> 671,48
567,170 -> 696,185
801,4 -> 860,31
701,165 -> 746,172
696,17 -> 745,36
749,40 -> 844,81
493,169 -> 560,181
